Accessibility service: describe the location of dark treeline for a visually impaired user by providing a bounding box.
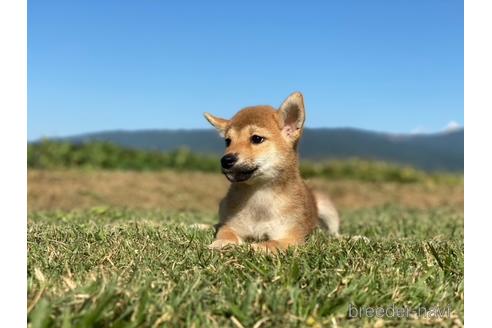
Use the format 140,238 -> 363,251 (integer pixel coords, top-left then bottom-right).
28,141 -> 462,184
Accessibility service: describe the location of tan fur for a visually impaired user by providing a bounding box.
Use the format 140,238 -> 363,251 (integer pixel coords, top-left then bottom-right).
204,92 -> 340,253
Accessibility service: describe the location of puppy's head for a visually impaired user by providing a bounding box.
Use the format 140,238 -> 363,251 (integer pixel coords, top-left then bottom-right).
204,92 -> 305,184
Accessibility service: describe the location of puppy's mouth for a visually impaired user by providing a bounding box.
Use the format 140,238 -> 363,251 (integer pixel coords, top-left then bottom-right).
222,166 -> 258,183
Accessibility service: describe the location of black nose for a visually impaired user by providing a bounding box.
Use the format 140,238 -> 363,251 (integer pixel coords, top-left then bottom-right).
221,153 -> 238,169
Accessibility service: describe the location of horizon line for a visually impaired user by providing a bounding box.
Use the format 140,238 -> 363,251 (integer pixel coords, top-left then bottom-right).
28,125 -> 464,142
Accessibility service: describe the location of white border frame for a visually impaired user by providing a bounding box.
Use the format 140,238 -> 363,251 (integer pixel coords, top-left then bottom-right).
464,0 -> 492,326
0,0 -> 27,325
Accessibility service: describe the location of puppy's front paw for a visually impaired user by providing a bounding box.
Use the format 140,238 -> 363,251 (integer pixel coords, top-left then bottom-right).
250,241 -> 280,254
349,235 -> 370,243
208,239 -> 237,250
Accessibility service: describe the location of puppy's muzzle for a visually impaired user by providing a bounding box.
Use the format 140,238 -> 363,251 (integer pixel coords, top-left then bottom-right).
221,153 -> 238,169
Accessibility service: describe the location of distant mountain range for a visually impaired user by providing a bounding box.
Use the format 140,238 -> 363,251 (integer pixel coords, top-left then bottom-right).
47,128 -> 463,172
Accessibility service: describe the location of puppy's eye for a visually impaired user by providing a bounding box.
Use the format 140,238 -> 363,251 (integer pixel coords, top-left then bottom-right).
225,138 -> 231,147
251,135 -> 265,144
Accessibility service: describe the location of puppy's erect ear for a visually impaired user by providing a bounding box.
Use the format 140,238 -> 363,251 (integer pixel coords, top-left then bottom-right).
278,92 -> 305,143
203,112 -> 229,136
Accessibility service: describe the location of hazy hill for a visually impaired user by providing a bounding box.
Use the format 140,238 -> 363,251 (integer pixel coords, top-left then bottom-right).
50,128 -> 463,172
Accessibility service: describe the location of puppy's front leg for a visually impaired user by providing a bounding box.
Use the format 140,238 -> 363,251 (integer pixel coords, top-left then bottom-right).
208,225 -> 241,250
251,230 -> 305,253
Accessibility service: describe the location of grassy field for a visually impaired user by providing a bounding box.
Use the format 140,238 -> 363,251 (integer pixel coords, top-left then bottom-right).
28,169 -> 463,213
27,170 -> 464,327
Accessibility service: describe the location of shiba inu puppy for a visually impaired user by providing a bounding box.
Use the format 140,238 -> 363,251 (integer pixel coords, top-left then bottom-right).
204,92 -> 339,252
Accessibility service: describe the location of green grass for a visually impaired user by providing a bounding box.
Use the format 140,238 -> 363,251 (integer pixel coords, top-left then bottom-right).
28,141 -> 463,184
27,206 -> 463,327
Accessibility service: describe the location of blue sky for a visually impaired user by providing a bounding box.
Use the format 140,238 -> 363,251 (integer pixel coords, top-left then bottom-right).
28,0 -> 463,140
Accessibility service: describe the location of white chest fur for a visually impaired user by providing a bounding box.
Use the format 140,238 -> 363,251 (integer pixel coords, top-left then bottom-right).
225,188 -> 293,241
